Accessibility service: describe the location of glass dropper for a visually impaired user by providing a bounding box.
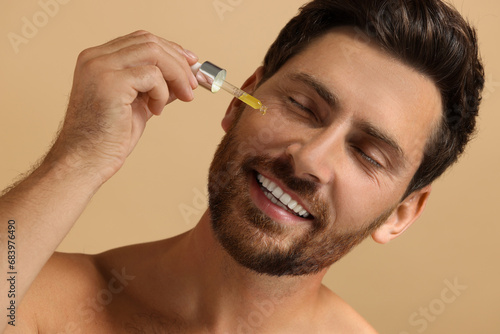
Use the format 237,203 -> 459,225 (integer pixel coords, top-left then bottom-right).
191,61 -> 267,115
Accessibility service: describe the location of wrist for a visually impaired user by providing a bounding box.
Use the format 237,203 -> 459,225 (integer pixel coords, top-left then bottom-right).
40,145 -> 117,192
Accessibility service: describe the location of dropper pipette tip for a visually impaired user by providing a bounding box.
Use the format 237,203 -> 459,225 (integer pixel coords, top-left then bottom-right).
260,105 -> 268,115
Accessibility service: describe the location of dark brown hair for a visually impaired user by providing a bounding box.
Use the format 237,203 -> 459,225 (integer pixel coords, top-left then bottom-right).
261,0 -> 485,199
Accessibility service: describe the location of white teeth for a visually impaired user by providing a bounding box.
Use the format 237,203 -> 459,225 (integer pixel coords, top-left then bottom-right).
293,204 -> 303,213
272,187 -> 283,198
287,199 -> 298,210
267,181 -> 277,192
262,178 -> 270,188
275,197 -> 290,211
265,191 -> 277,204
279,193 -> 291,205
256,173 -> 311,218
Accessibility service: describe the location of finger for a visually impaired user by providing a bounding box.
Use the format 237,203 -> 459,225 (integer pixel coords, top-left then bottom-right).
115,34 -> 198,88
160,39 -> 199,88
153,37 -> 199,88
159,38 -> 199,65
76,30 -> 151,65
128,97 -> 154,152
82,32 -> 198,88
119,65 -> 172,115
102,30 -> 151,50
104,43 -> 195,101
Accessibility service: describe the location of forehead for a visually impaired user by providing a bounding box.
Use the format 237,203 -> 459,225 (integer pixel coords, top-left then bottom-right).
275,27 -> 442,168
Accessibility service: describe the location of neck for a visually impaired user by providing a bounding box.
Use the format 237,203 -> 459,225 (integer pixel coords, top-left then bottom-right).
163,209 -> 327,332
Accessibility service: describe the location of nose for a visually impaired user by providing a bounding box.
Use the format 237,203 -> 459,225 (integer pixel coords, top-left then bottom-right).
285,129 -> 341,185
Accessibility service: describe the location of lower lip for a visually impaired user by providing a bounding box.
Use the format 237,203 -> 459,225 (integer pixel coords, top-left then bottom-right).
248,172 -> 312,226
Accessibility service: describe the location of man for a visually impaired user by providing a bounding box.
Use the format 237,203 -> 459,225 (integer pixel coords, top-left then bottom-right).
0,0 -> 484,332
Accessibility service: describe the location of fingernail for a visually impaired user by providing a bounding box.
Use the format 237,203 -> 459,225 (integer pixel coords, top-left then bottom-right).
196,71 -> 207,85
190,74 -> 199,89
184,49 -> 198,60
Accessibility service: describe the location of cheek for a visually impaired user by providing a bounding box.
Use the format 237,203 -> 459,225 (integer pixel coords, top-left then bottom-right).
332,176 -> 372,231
332,167 -> 400,232
235,101 -> 301,153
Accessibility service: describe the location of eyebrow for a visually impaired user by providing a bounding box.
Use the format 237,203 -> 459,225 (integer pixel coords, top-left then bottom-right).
288,72 -> 338,109
288,71 -> 408,165
356,121 -> 408,165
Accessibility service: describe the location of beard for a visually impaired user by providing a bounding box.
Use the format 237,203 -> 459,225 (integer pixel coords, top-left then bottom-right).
207,114 -> 394,277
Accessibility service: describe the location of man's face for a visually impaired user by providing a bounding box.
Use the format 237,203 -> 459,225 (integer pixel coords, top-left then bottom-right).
208,27 -> 442,276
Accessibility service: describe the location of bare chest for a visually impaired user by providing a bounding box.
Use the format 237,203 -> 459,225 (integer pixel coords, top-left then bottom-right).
40,292 -> 186,334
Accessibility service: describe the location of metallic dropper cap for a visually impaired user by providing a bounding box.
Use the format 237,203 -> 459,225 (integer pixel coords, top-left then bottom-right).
193,61 -> 227,93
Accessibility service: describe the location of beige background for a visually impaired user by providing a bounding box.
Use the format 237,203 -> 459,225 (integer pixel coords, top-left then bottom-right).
1,0 -> 498,333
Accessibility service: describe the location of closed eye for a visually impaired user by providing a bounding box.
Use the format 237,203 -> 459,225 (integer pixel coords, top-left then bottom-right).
288,97 -> 311,113
353,146 -> 383,169
286,96 -> 321,125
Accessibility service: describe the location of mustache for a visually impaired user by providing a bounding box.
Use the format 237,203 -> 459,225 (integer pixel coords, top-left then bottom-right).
243,155 -> 318,197
242,155 -> 330,226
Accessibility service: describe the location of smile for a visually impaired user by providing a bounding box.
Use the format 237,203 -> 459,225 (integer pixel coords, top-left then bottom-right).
256,173 -> 311,219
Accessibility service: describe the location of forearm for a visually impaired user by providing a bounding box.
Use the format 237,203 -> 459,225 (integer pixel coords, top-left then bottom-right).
0,155 -> 103,331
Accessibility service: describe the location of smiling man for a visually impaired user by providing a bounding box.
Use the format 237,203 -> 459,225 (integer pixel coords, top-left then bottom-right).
208,28 -> 443,281
0,0 -> 484,333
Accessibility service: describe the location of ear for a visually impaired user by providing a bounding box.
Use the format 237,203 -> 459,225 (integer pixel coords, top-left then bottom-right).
371,185 -> 432,244
221,66 -> 265,133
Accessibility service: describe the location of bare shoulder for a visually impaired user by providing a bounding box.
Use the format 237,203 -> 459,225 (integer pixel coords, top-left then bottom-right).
12,239 -> 175,333
12,252 -> 107,333
317,285 -> 378,334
